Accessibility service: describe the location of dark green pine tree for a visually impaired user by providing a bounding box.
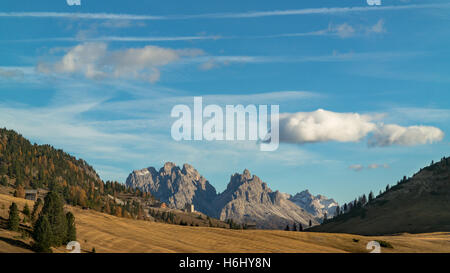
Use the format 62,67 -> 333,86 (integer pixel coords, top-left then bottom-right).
368,191 -> 374,202
23,203 -> 31,218
0,175 -> 7,186
41,192 -> 68,246
31,198 -> 43,222
309,219 -> 312,227
7,202 -> 20,231
33,215 -> 53,253
66,212 -> 77,243
298,223 -> 303,231
0,164 -> 7,176
284,224 -> 290,231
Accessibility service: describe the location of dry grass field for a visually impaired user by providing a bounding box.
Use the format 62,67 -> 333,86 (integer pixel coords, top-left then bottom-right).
1,194 -> 449,253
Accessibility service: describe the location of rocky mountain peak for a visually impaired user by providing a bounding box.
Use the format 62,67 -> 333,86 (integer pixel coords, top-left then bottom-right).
242,169 -> 252,179
213,170 -> 318,229
289,190 -> 338,220
161,162 -> 177,174
126,162 -> 217,216
181,163 -> 199,177
225,169 -> 263,193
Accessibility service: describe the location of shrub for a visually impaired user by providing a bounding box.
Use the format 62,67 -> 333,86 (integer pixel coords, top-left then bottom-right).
376,240 -> 394,248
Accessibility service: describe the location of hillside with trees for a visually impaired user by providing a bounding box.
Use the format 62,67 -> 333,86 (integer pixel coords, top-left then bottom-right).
310,157 -> 450,235
0,128 -> 151,220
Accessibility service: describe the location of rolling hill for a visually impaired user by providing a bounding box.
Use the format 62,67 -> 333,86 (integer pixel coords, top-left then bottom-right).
1,193 -> 449,253
310,157 -> 450,235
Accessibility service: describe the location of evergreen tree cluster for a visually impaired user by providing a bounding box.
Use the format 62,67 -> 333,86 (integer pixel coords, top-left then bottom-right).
149,209 -> 176,224
226,218 -> 248,229
32,192 -> 77,252
284,222 -> 303,231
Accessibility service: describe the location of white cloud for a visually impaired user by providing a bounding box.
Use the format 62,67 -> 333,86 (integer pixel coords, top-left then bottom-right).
349,163 -> 389,171
0,68 -> 24,79
327,19 -> 385,38
367,163 -> 389,169
331,23 -> 355,38
368,19 -> 386,34
199,59 -> 221,70
368,124 -> 444,147
279,109 -> 376,143
37,43 -> 204,83
349,164 -> 364,172
279,109 -> 444,147
1,3 -> 448,20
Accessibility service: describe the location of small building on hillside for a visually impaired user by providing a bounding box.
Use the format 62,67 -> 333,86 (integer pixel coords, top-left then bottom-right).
25,189 -> 38,201
184,203 -> 195,213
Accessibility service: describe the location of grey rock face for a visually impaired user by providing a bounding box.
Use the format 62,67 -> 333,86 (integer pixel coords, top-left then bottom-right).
126,164 -> 326,229
126,162 -> 217,216
213,170 -> 318,229
289,190 -> 339,220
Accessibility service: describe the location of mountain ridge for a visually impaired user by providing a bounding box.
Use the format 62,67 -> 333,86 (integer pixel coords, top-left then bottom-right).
126,163 -> 329,229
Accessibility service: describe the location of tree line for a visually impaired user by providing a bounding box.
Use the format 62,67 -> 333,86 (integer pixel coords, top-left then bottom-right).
324,157 -> 449,225
0,128 -> 153,221
7,192 -> 76,252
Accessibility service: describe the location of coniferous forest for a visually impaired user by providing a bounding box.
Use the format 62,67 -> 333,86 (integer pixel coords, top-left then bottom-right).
0,128 -> 149,220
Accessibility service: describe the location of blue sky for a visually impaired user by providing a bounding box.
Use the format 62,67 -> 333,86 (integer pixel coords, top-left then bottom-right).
1,0 -> 449,204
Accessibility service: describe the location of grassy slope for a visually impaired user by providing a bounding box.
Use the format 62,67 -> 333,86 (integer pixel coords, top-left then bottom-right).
1,194 -> 449,253
310,160 -> 450,235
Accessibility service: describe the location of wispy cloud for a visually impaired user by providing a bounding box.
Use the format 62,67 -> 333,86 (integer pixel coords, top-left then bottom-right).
7,20 -> 384,44
367,163 -> 389,169
349,164 -> 364,172
0,87 -> 321,182
197,4 -> 449,19
0,12 -> 166,20
0,68 -> 25,79
192,50 -> 428,70
9,35 -> 223,43
349,163 -> 389,172
1,4 -> 448,20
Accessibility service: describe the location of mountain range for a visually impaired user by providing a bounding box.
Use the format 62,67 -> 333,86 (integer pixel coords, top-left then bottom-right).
126,162 -> 338,229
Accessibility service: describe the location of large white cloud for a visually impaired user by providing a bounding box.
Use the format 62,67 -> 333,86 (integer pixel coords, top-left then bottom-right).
37,42 -> 204,83
368,124 -> 444,147
279,109 -> 376,143
279,109 -> 444,147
